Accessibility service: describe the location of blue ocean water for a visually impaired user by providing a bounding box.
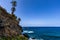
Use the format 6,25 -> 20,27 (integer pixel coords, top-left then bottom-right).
22,27 -> 60,40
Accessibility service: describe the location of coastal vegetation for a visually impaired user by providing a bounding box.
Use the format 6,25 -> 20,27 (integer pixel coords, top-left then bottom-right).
0,0 -> 29,40
0,35 -> 28,40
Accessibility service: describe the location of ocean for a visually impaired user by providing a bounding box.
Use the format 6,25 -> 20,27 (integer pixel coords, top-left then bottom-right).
22,27 -> 60,40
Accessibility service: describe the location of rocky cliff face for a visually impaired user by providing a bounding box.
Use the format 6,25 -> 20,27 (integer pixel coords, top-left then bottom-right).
0,6 -> 23,37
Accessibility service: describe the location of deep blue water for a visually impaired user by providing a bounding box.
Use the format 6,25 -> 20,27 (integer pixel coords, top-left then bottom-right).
22,27 -> 60,40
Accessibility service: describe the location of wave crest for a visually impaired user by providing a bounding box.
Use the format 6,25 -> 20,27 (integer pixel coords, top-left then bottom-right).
23,30 -> 34,33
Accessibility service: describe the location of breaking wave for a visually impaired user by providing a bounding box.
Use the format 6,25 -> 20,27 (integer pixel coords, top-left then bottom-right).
23,30 -> 34,33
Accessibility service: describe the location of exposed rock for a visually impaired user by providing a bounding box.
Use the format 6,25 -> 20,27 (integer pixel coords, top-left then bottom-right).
23,33 -> 29,38
0,6 -> 23,37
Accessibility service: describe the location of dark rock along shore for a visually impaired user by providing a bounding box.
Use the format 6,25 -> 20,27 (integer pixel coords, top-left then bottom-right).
0,6 -> 23,37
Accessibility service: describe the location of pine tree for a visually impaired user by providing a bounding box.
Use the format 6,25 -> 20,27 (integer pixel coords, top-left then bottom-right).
11,0 -> 17,14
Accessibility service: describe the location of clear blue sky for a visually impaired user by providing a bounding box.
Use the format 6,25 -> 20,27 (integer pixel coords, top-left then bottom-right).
0,0 -> 60,26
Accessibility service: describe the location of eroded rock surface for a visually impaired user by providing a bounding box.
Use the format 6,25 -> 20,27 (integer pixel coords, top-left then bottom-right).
0,6 -> 23,37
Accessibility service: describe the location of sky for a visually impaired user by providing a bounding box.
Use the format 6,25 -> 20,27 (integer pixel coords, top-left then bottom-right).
0,0 -> 60,26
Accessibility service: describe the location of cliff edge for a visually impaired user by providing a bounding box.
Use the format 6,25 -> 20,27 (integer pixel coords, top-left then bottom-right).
0,6 -> 23,37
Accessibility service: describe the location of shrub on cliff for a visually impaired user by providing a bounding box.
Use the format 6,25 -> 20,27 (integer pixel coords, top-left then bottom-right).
0,35 -> 28,40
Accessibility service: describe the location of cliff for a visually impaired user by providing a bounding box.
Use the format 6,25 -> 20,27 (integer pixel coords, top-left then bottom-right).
0,6 -> 23,37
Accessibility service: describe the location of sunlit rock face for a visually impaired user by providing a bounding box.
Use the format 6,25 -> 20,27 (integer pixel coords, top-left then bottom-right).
0,6 -> 23,37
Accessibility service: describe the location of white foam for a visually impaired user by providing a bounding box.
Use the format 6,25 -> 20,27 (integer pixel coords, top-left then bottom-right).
23,30 -> 34,33
29,38 -> 33,40
29,38 -> 44,40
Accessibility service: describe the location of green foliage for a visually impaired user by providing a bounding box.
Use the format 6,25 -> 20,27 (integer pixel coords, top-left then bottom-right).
0,35 -> 28,40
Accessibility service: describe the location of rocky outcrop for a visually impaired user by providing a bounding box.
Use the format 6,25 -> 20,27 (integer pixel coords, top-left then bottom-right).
0,6 -> 23,37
